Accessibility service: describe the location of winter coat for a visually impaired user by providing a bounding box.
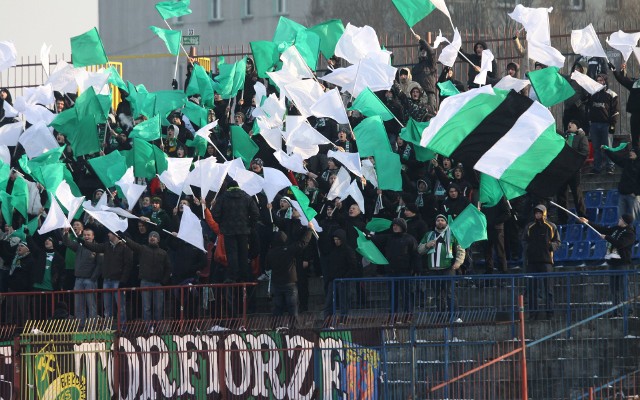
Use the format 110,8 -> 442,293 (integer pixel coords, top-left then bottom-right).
524,209 -> 561,265
212,187 -> 260,235
591,222 -> 635,268
412,39 -> 438,95
588,87 -> 619,126
604,149 -> 640,196
27,236 -> 64,290
372,231 -> 421,275
63,234 -> 102,280
613,69 -> 640,115
81,240 -> 133,283
325,229 -> 358,283
267,229 -> 312,286
125,239 -> 172,284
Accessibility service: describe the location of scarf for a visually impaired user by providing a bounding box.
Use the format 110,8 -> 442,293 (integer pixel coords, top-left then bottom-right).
423,227 -> 454,259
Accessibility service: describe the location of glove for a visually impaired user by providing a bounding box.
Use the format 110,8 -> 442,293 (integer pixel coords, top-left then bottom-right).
607,62 -> 616,71
609,125 -> 616,134
171,79 -> 178,90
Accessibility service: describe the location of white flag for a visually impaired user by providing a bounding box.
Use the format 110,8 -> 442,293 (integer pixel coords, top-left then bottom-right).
310,88 -> 349,124
607,30 -> 640,62
194,120 -> 217,146
528,40 -> 565,68
230,167 -> 264,196
259,125 -> 284,151
346,180 -> 365,214
335,23 -> 382,65
635,48 -> 640,66
0,42 -> 17,73
0,145 -> 10,165
186,157 -> 231,198
284,79 -> 325,118
320,64 -> 358,92
328,150 -> 362,177
158,158 -> 194,195
55,180 -> 85,223
350,58 -> 397,97
433,30 -> 449,49
286,121 -> 330,149
494,76 -> 530,92
361,159 -> 378,188
280,46 -> 313,80
431,0 -> 453,25
327,167 -> 352,200
571,71 -> 605,95
177,206 -> 205,252
0,121 -> 23,146
273,150 -> 307,174
572,24 -> 608,59
84,209 -> 129,234
256,94 -> 286,127
23,84 -> 55,106
82,192 -> 108,212
13,98 -> 55,125
438,28 -> 462,67
115,167 -> 147,211
254,81 -> 267,107
3,100 -> 19,118
38,197 -> 71,235
262,167 -> 292,202
75,69 -> 111,95
18,121 -> 59,158
508,5 -> 553,46
45,61 -> 78,94
473,49 -> 494,85
40,43 -> 52,76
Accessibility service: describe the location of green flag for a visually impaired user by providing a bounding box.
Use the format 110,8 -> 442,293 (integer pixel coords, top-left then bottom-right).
391,0 -> 437,28
349,87 -> 395,121
129,115 -> 161,141
39,163 -> 65,194
105,65 -> 127,92
75,87 -> 110,124
154,90 -> 187,126
72,115 -> 101,157
355,227 -> 389,265
478,173 -> 526,207
10,216 -> 40,241
186,64 -> 215,104
399,118 -> 435,162
527,67 -> 576,107
293,29 -> 321,71
374,150 -> 402,191
213,57 -> 247,100
437,80 -> 461,97
49,108 -> 79,135
0,161 -> 9,192
88,150 -> 128,188
132,139 -> 168,179
449,204 -> 488,249
273,16 -> 306,45
366,218 -> 392,233
182,101 -> 209,128
149,26 -> 182,56
10,176 -> 29,220
0,191 -> 12,225
70,27 -> 108,67
250,41 -> 281,79
20,146 -> 65,185
231,126 -> 259,168
308,19 -> 345,59
603,142 -> 628,152
155,0 -> 192,20
289,185 -> 317,222
353,116 -> 392,157
186,136 -> 208,157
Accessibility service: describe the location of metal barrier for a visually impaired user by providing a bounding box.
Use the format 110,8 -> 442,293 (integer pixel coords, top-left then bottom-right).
0,282 -> 255,333
333,270 -> 640,333
582,369 -> 640,400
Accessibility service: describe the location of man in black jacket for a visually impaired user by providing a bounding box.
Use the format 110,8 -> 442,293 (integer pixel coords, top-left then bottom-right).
613,63 -> 640,150
212,179 -> 260,283
266,222 -> 313,323
322,229 -> 358,320
580,214 -> 636,316
412,33 -> 438,110
524,205 -> 561,319
604,146 -> 640,222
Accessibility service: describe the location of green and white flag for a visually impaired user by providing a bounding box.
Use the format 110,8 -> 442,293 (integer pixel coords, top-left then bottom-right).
391,0 -> 452,28
420,86 -> 584,197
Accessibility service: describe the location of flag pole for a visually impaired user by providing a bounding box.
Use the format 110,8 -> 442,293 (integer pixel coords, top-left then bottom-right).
163,20 -> 193,66
173,53 -> 180,80
550,200 -> 601,236
457,50 -> 478,68
210,141 -> 228,161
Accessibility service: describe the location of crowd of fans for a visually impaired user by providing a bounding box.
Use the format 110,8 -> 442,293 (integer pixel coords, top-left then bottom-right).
0,33 -> 637,325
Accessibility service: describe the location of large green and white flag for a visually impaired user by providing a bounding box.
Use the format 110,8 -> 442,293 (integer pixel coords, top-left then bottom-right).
392,0 -> 452,28
420,86 -> 584,197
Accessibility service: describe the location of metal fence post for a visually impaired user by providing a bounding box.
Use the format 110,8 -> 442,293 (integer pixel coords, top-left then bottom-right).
519,295 -> 528,400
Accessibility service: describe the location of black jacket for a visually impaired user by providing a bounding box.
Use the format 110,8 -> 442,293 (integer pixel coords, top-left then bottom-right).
591,223 -> 635,268
81,240 -> 133,283
605,149 -> 640,195
27,236 -> 64,290
325,230 -> 358,285
267,228 -> 312,286
613,69 -> 640,115
588,88 -> 619,126
212,187 -> 260,235
412,39 -> 438,95
373,232 -> 421,275
125,239 -> 172,284
524,218 -> 561,265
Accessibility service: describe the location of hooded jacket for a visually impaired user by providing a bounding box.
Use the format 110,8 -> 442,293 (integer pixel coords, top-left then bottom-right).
412,39 -> 438,95
461,41 -> 498,86
325,229 -> 358,285
604,149 -> 640,195
590,222 -> 635,268
372,219 -> 421,275
125,237 -> 172,284
524,205 -> 561,265
613,69 -> 640,115
267,228 -> 312,286
212,186 -> 260,235
588,77 -> 619,126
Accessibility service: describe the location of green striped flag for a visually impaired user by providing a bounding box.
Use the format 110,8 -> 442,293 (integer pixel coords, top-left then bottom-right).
527,67 -> 575,107
349,87 -> 395,121
149,26 -> 182,56
478,173 -> 525,207
420,86 -> 585,197
399,118 -> 435,162
70,27 -> 108,67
